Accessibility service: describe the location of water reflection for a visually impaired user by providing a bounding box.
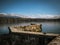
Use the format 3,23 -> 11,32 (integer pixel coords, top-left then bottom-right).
0,22 -> 60,34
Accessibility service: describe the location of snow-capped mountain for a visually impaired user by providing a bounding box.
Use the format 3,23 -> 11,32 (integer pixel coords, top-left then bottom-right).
0,13 -> 60,19
0,13 -> 29,18
0,13 -> 22,18
29,15 -> 60,19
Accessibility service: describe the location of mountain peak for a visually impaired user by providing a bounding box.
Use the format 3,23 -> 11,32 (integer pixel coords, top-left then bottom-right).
0,13 -> 60,19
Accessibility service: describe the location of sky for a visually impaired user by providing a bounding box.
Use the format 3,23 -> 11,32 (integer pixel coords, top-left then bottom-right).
0,0 -> 60,18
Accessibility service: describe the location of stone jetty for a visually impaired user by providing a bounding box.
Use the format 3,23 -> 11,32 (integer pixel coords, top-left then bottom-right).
12,24 -> 42,32
48,35 -> 60,45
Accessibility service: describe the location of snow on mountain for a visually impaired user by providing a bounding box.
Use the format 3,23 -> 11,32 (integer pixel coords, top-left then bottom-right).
27,14 -> 60,19
9,13 -> 30,18
0,13 -> 29,18
0,13 -> 60,19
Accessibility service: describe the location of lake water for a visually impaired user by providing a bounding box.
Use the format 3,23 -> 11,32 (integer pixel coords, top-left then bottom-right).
0,22 -> 60,34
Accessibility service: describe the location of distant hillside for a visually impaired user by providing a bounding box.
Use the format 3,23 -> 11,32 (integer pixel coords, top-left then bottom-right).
0,13 -> 60,24
0,14 -> 22,18
0,13 -> 60,19
0,13 -> 29,18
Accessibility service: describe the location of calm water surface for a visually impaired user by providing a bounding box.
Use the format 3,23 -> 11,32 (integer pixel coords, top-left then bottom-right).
0,22 -> 60,34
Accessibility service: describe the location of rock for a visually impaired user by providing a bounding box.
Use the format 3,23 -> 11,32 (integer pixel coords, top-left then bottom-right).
14,24 -> 42,32
48,35 -> 60,45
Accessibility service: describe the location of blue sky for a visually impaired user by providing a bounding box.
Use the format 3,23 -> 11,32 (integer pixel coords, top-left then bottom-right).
0,0 -> 60,17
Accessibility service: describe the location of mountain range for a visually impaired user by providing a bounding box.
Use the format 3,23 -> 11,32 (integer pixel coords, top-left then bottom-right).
0,13 -> 60,19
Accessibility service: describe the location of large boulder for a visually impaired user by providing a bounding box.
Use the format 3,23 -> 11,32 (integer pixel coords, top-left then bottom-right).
14,24 -> 42,32
48,35 -> 60,45
25,24 -> 42,32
